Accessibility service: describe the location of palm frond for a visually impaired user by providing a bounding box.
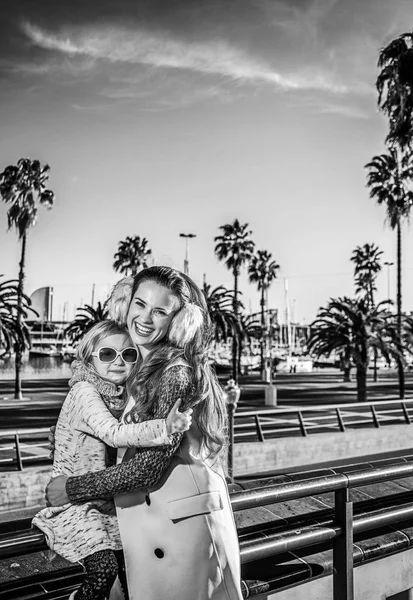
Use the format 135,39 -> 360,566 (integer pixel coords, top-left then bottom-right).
214,219 -> 255,276
113,235 -> 152,276
248,249 -> 280,290
0,158 -> 54,240
65,302 -> 109,345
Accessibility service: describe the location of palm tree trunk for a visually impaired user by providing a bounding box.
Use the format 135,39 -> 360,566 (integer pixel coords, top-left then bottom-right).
370,287 -> 378,383
260,287 -> 265,376
396,221 -> 405,399
373,349 -> 378,383
356,364 -> 367,402
15,233 -> 27,400
232,269 -> 239,382
342,360 -> 352,382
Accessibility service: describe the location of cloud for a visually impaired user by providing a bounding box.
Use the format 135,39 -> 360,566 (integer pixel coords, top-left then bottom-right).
20,19 -> 352,94
252,0 -> 339,44
316,102 -> 372,119
0,59 -> 53,76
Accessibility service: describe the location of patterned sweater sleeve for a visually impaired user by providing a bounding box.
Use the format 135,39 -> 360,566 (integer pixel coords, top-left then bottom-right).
66,366 -> 192,502
74,382 -> 170,448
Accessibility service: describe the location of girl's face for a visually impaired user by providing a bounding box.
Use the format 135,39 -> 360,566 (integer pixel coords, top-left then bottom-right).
127,280 -> 179,355
91,332 -> 135,385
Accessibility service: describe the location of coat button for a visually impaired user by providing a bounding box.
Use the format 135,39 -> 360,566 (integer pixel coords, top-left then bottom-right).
154,548 -> 164,559
145,494 -> 151,506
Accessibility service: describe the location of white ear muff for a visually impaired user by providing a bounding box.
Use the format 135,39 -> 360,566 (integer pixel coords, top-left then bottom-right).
168,303 -> 204,347
108,276 -> 134,325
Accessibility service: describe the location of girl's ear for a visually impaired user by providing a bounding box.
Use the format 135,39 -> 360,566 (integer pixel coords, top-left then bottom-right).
108,277 -> 134,326
168,303 -> 204,347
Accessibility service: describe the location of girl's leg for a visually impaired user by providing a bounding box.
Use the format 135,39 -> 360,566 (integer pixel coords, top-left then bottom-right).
76,549 -> 118,600
114,549 -> 129,600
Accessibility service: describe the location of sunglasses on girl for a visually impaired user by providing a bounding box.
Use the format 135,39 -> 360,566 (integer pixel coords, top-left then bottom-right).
92,347 -> 138,364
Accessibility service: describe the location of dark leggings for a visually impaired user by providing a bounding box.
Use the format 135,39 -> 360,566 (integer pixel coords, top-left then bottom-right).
76,549 -> 129,600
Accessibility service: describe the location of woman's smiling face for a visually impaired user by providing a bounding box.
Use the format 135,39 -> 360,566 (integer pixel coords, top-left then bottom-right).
127,280 -> 180,353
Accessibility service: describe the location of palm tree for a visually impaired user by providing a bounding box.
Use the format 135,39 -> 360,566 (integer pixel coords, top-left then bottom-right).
214,219 -> 255,380
248,250 -> 280,374
350,243 -> 383,306
365,150 -> 413,398
113,236 -> 152,276
65,302 -> 109,345
350,243 -> 383,382
202,283 -> 241,344
238,312 -> 263,371
377,32 -> 413,149
0,276 -> 33,356
0,158 -> 54,399
308,297 -> 404,402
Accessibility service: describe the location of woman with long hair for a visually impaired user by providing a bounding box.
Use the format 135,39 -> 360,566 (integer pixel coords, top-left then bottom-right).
46,266 -> 242,600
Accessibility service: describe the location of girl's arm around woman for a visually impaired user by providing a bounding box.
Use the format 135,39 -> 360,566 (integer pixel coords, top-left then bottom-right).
65,365 -> 192,503
74,381 -> 171,448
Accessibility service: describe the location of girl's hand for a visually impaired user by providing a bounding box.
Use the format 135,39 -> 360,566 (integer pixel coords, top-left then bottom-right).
166,399 -> 193,435
48,425 -> 56,460
45,475 -> 69,506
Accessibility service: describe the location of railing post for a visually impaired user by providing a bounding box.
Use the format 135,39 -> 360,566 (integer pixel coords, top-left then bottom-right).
14,433 -> 23,471
254,414 -> 265,442
333,487 -> 354,600
297,411 -> 308,436
336,408 -> 346,432
371,405 -> 380,428
402,402 -> 411,424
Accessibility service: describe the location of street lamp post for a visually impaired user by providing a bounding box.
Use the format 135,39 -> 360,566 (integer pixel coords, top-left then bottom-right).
224,379 -> 240,483
384,261 -> 394,301
179,233 -> 197,275
264,289 -> 277,406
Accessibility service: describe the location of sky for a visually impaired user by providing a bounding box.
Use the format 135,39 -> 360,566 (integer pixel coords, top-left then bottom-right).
0,0 -> 412,323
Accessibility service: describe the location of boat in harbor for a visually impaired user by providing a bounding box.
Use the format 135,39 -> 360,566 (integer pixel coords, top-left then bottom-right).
61,344 -> 76,362
28,321 -> 65,358
29,344 -> 62,358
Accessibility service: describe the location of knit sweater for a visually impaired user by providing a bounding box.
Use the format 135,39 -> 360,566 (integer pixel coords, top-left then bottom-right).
66,364 -> 193,502
32,365 -> 173,562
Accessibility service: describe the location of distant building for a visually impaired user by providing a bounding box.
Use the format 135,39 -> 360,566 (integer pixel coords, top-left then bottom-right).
29,287 -> 53,321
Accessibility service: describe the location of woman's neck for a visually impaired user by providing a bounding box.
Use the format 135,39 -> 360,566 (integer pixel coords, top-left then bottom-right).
138,345 -> 150,360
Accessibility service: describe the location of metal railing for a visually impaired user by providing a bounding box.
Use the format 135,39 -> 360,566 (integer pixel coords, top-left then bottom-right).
230,458 -> 413,599
234,398 -> 413,442
0,428 -> 50,471
3,459 -> 413,599
2,398 -> 413,472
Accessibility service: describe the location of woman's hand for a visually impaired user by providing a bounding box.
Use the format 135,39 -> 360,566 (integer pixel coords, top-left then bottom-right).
48,425 -> 56,460
166,399 -> 193,434
45,475 -> 69,506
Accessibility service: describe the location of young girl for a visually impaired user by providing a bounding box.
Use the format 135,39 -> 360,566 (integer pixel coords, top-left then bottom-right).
32,320 -> 192,600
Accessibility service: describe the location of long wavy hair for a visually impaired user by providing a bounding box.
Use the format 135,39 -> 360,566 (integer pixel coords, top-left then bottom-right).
107,266 -> 228,459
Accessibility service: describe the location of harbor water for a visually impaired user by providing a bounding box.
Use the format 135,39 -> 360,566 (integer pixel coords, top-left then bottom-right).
0,355 -> 72,380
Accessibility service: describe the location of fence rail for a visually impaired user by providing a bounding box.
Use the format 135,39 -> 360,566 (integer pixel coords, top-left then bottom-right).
3,398 -> 413,471
0,428 -> 50,471
233,458 -> 413,599
234,398 -> 413,442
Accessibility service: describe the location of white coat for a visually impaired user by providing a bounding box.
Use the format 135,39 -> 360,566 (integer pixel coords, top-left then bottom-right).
113,398 -> 243,600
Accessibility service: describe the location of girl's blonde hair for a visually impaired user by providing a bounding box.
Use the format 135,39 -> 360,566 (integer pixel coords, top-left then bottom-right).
76,321 -> 131,365
108,266 -> 228,459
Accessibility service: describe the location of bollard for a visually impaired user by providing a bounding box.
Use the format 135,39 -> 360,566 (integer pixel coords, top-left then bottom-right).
224,379 -> 240,483
264,383 -> 277,406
